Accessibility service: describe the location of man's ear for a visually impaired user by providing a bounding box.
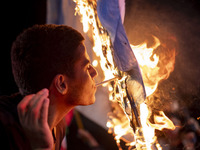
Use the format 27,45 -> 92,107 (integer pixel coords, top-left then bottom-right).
54,74 -> 68,95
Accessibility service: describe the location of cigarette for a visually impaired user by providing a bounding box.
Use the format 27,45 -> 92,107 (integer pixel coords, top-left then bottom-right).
96,76 -> 120,87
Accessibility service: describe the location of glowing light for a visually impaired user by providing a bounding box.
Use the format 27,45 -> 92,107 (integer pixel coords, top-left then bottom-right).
92,60 -> 98,67
152,111 -> 176,130
131,36 -> 175,96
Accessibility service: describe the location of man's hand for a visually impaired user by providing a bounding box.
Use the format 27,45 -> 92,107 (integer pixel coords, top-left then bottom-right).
17,88 -> 53,150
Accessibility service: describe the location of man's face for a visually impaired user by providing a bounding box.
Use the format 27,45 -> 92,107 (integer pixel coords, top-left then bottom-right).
66,42 -> 98,106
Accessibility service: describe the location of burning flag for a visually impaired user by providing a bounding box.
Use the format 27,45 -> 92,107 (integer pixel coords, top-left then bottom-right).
97,0 -> 146,131
73,0 -> 176,149
97,0 -> 140,72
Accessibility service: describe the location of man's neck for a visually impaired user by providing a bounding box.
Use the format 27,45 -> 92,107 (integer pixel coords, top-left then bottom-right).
47,96 -> 73,130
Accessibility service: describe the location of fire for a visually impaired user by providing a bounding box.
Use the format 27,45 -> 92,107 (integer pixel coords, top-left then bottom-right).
139,103 -> 176,149
73,0 -> 176,149
150,111 -> 176,131
130,36 -> 176,149
74,0 -> 117,82
131,36 -> 175,97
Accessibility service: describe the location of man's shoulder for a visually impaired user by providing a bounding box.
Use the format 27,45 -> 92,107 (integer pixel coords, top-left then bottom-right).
0,93 -> 31,149
0,93 -> 22,125
0,93 -> 22,110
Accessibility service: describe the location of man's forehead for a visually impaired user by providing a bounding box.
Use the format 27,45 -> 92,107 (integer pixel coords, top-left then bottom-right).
76,43 -> 91,65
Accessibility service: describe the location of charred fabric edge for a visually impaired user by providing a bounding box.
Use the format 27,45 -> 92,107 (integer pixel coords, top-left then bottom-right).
97,0 -> 146,130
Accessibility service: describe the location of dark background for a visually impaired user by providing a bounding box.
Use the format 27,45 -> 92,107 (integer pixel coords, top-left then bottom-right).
1,0 -> 46,95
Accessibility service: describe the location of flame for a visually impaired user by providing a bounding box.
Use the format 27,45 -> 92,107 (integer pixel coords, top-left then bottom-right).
150,111 -> 176,131
130,36 -> 176,149
74,0 -> 117,82
73,0 -> 176,149
139,103 -> 155,149
138,103 -> 176,149
131,36 -> 176,96
131,36 -> 176,149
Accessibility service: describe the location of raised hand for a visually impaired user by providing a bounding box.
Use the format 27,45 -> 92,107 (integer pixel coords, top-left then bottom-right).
17,88 -> 53,150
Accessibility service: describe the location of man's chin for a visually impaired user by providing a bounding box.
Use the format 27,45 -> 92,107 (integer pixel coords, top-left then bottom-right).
81,97 -> 96,106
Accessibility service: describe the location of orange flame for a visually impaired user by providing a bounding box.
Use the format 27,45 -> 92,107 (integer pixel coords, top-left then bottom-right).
132,36 -> 176,149
150,111 -> 176,131
131,36 -> 176,96
139,103 -> 176,149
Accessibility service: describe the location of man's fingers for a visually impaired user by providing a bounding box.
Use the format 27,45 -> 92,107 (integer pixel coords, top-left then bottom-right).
17,94 -> 35,123
17,88 -> 49,125
32,89 -> 49,104
28,89 -> 49,109
27,89 -> 49,123
39,98 -> 50,126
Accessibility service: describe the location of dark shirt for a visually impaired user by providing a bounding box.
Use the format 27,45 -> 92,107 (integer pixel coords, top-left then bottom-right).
67,110 -> 119,150
0,93 -> 66,150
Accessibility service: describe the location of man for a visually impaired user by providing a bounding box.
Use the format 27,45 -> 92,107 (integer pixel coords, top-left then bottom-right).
0,24 -> 98,150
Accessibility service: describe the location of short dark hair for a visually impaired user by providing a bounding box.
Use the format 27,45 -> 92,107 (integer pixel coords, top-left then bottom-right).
11,24 -> 84,95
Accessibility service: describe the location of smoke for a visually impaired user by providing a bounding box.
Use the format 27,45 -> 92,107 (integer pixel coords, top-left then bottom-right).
124,0 -> 200,119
